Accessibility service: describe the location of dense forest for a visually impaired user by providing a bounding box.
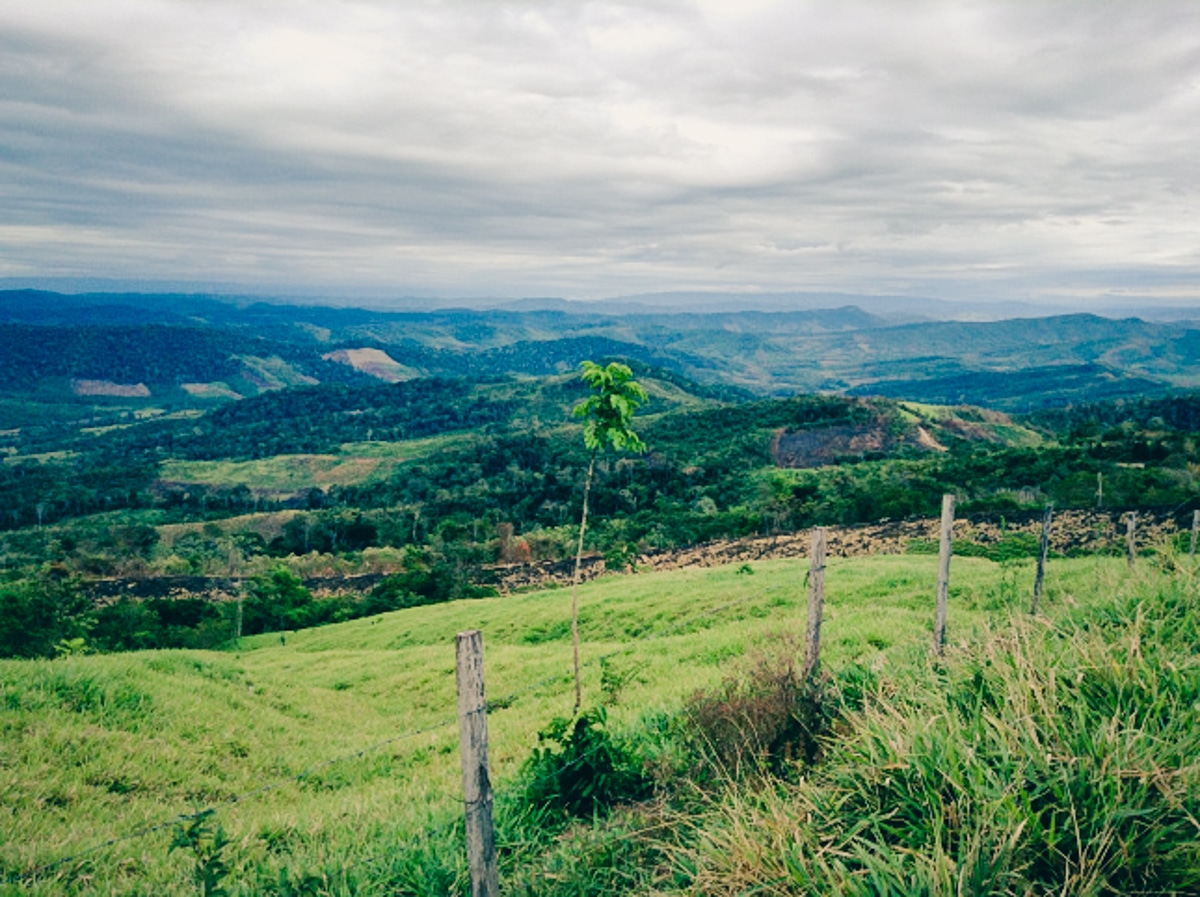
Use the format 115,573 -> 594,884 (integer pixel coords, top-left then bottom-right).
4,353 -> 1200,659
0,323 -> 373,392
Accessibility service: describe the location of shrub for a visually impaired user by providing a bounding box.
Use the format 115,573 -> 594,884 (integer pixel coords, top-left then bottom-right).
90,596 -> 231,651
602,542 -> 638,573
242,568 -> 313,635
681,636 -> 833,781
0,574 -> 92,659
520,706 -> 651,818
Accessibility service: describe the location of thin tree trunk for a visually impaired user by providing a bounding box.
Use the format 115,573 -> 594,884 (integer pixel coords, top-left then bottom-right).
1031,504 -> 1052,615
570,453 -> 596,714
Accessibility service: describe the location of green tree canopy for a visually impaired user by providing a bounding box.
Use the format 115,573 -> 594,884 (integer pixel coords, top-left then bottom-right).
572,361 -> 649,454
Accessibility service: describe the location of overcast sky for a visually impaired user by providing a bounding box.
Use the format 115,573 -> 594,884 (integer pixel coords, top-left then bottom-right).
2,1 -> 1199,306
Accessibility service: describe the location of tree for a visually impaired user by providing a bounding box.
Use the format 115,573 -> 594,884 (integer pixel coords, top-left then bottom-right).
0,574 -> 92,659
241,567 -> 312,635
569,361 -> 648,711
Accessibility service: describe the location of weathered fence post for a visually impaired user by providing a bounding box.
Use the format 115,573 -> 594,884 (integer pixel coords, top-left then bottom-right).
1030,505 -> 1052,615
1125,512 -> 1137,568
1191,510 -> 1199,559
803,527 -> 826,680
234,595 -> 243,641
933,494 -> 955,656
456,630 -> 499,897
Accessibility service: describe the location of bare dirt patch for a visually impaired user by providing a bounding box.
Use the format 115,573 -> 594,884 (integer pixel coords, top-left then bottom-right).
71,379 -> 150,397
322,348 -> 417,383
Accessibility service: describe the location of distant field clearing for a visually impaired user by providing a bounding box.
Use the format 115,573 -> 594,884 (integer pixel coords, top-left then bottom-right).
321,347 -> 420,382
158,434 -> 472,494
70,379 -> 150,397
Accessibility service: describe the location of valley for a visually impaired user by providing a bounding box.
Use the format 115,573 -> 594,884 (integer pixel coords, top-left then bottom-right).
2,290 -> 1200,894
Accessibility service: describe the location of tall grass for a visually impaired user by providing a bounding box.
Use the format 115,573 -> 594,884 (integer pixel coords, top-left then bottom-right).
680,564 -> 1200,895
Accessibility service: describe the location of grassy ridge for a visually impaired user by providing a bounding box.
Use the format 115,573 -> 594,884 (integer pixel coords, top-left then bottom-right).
680,562 -> 1200,894
1,554 -> 1124,894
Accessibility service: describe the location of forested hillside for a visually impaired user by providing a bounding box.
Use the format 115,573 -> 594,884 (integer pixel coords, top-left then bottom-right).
3,290 -> 1200,409
5,289 -> 1200,665
0,323 -> 372,394
3,351 -> 1200,662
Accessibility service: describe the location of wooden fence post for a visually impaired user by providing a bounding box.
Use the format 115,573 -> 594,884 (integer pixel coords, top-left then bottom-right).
933,494 -> 955,656
456,630 -> 499,897
1191,510 -> 1199,559
1126,512 -> 1136,568
1030,505 -> 1052,615
803,527 -> 826,680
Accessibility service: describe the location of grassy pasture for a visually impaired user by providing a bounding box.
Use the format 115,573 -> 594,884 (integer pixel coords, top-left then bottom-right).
158,434 -> 473,496
1,553 -> 1131,894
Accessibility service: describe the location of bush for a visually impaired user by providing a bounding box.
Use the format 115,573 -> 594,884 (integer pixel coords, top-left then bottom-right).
681,637 -> 833,780
91,596 -> 231,651
242,568 -> 314,635
603,542 -> 639,573
520,706 -> 651,818
0,574 -> 92,659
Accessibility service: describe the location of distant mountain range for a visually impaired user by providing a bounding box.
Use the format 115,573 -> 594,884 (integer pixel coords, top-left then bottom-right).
6,278 -> 1200,318
1,288 -> 1197,412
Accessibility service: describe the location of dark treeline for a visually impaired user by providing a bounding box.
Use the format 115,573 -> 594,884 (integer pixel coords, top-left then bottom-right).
0,459 -> 158,530
0,323 -> 370,392
88,378 -> 516,461
1031,393 -> 1200,436
0,548 -> 495,658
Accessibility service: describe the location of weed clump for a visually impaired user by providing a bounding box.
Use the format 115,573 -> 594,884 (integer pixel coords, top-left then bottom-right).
681,636 -> 836,780
520,706 -> 651,818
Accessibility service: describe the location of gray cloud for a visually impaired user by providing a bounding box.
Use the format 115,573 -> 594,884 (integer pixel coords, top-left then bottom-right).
1,1 -> 1199,304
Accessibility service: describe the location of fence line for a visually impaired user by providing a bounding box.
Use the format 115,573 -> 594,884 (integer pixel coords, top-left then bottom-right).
21,518 -> 1143,889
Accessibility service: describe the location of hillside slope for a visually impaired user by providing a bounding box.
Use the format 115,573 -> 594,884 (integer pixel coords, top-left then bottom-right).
0,553 -> 1133,894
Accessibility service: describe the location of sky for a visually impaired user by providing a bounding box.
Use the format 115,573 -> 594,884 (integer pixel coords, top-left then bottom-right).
1,1 -> 1199,307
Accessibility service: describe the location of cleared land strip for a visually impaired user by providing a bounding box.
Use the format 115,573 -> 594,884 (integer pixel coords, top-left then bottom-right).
81,507 -> 1182,603
492,507 -> 1179,590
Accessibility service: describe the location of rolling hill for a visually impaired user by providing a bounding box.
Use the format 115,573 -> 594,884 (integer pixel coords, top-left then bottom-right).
2,290 -> 1199,413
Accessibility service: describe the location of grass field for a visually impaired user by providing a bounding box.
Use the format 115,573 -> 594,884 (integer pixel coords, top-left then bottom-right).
0,553 -> 1143,894
158,434 -> 474,496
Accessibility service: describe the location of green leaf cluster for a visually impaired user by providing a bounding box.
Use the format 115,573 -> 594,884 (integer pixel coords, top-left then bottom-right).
520,706 -> 651,819
572,361 -> 648,454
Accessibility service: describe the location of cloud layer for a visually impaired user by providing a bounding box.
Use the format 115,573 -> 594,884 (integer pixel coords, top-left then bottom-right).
2,1 -> 1199,304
